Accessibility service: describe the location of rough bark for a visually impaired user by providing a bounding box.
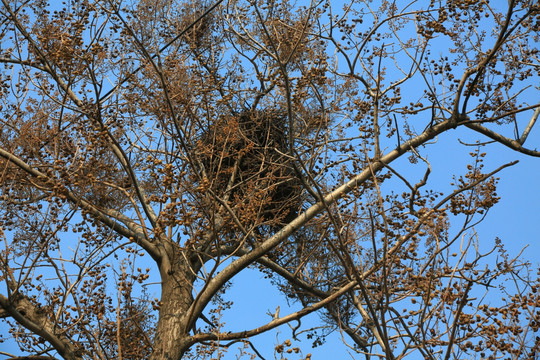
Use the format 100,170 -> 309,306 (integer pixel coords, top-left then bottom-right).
150,252 -> 197,360
0,293 -> 84,360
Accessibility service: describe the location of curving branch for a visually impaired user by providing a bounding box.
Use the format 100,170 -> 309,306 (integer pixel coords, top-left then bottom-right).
0,293 -> 83,360
189,280 -> 357,344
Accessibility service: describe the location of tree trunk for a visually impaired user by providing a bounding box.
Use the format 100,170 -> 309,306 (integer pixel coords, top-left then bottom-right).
150,259 -> 196,360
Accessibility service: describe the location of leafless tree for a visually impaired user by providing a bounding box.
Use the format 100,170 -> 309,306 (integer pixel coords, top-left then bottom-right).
0,0 -> 539,359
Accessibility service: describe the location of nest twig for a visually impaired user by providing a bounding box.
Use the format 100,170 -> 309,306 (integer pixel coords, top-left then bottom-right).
196,109 -> 302,231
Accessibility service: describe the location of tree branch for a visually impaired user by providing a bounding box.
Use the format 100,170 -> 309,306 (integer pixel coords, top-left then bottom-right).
465,122 -> 540,157
0,294 -> 83,360
0,147 -> 160,259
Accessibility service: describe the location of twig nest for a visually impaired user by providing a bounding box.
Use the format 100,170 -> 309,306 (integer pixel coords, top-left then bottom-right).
196,109 -> 302,230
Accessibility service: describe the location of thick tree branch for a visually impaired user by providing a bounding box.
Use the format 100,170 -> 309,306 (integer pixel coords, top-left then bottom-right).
190,117 -> 461,323
519,105 -> 540,145
0,294 -> 83,360
465,122 -> 540,157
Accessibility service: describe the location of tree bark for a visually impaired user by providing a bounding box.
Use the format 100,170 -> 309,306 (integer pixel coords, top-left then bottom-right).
0,293 -> 84,360
150,255 -> 196,360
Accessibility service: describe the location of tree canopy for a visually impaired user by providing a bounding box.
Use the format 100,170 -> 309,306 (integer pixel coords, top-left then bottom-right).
0,0 -> 539,359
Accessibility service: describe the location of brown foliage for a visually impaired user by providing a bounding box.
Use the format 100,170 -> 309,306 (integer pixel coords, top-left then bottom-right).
0,1 -> 539,360
196,109 -> 302,230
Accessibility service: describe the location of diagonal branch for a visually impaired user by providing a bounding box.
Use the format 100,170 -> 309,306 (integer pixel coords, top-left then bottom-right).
189,280 -> 357,344
0,293 -> 83,360
0,147 -> 160,259
464,122 -> 540,157
189,116 -> 464,326
0,0 -> 159,230
519,105 -> 540,145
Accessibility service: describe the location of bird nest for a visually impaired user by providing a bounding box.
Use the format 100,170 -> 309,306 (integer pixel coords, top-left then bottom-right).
195,109 -> 302,232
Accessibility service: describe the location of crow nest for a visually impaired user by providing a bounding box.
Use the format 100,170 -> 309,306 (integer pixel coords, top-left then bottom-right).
195,109 -> 304,234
